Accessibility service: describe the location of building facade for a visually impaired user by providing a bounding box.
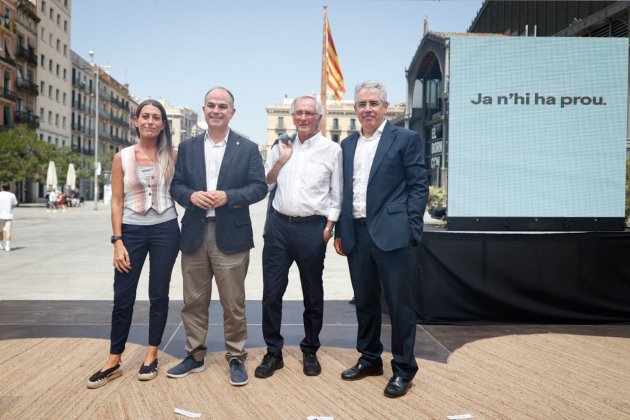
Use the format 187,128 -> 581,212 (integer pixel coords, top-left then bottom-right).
0,0 -> 17,130
406,1 -> 630,191
15,0 -> 40,130
266,95 -> 405,149
34,0 -> 71,149
157,98 -> 198,149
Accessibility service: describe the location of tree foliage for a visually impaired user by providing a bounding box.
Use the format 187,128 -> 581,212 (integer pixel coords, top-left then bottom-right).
0,125 -> 55,183
0,125 -> 92,187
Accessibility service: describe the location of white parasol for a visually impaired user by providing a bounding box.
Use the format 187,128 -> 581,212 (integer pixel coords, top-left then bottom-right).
46,161 -> 58,191
66,163 -> 76,190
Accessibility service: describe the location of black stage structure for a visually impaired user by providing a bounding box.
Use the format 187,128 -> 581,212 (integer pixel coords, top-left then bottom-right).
415,226 -> 630,324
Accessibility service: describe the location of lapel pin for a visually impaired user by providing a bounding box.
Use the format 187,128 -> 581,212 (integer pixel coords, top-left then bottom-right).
236,141 -> 240,145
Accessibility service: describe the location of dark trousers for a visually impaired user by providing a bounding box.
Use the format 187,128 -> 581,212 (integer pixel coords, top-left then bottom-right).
347,219 -> 419,380
262,211 -> 327,355
110,218 -> 180,354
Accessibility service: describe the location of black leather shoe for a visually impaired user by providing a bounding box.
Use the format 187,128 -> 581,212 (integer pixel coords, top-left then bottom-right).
384,376 -> 412,398
254,352 -> 284,378
303,352 -> 321,376
341,361 -> 383,381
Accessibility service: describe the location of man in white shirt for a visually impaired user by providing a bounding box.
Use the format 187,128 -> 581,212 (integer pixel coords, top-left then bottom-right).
0,183 -> 18,251
255,95 -> 342,379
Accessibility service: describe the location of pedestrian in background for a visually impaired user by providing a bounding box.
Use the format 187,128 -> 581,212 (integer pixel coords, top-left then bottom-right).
335,80 -> 429,398
255,95 -> 342,379
167,87 -> 267,387
87,99 -> 180,389
0,183 -> 18,252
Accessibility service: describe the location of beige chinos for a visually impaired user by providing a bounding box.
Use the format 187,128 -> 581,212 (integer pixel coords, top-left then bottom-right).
181,220 -> 249,362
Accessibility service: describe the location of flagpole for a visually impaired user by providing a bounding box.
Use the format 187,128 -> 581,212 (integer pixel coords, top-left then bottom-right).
320,5 -> 328,135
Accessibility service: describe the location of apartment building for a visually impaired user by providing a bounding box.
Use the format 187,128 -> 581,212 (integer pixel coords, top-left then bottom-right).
15,0 -> 39,129
157,98 -> 198,149
0,0 -> 17,130
34,0 -> 71,148
266,95 -> 405,147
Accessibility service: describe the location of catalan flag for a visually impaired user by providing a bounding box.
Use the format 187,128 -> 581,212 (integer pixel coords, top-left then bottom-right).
322,7 -> 345,102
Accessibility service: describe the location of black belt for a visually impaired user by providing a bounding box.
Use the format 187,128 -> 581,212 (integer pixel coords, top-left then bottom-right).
354,218 -> 367,224
206,216 -> 216,222
274,212 -> 326,224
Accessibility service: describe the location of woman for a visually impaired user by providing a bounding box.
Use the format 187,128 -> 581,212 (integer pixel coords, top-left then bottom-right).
87,100 -> 180,388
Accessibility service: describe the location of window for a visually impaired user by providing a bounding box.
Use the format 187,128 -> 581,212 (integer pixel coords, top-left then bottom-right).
48,111 -> 52,124
40,81 -> 44,94
64,20 -> 67,32
49,8 -> 53,20
55,114 -> 59,126
63,69 -> 66,80
278,116 -> 284,129
56,39 -> 60,51
40,107 -> 44,120
62,116 -> 66,129
55,89 -> 59,101
57,14 -> 60,26
63,93 -> 66,105
63,45 -> 67,56
332,134 -> 340,143
48,59 -> 52,72
40,54 -> 45,66
41,1 -> 46,12
56,64 -> 59,76
350,118 -> 356,130
48,85 -> 52,97
333,118 -> 339,130
41,27 -> 45,41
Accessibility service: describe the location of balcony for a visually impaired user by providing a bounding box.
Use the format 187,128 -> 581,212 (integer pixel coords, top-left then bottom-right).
110,95 -> 129,111
0,51 -> 16,67
16,77 -> 38,95
0,88 -> 16,102
72,79 -> 87,91
15,111 -> 40,128
16,45 -> 37,66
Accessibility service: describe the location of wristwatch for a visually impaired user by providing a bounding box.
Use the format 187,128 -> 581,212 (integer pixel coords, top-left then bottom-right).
325,227 -> 334,235
111,235 -> 123,244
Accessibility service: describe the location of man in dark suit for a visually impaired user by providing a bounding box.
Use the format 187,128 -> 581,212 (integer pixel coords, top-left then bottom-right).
167,87 -> 267,387
334,80 -> 428,398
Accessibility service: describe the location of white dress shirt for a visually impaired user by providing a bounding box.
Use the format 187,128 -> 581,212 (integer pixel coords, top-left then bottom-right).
352,119 -> 387,219
265,132 -> 342,221
204,130 -> 228,217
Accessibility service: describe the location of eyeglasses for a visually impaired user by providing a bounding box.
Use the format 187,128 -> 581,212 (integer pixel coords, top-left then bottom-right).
355,100 -> 384,109
292,111 -> 317,118
205,102 -> 231,111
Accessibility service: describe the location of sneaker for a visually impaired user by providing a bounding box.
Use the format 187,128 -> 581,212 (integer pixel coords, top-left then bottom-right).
4,245 -> 9,252
229,359 -> 249,386
303,352 -> 321,376
166,355 -> 205,378
138,359 -> 159,381
254,352 -> 284,378
87,363 -> 122,389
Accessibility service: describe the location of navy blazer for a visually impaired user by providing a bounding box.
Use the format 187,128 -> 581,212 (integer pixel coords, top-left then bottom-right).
170,131 -> 267,254
336,121 -> 428,253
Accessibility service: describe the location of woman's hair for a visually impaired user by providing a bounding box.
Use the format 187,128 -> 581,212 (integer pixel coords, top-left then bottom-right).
135,99 -> 175,181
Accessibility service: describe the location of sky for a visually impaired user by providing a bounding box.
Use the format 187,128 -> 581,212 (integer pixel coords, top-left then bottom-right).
71,0 -> 483,143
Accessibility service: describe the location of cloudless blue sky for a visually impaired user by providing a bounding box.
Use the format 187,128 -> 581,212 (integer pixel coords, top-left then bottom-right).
71,0 -> 483,143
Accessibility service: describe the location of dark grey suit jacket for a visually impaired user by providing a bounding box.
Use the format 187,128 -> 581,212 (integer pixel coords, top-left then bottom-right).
170,131 -> 267,254
336,121 -> 429,253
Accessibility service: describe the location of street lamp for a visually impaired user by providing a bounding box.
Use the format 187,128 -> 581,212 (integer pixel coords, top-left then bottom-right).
89,50 -> 99,210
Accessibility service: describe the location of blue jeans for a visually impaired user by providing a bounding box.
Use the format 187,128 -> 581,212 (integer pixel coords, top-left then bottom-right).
110,218 -> 180,354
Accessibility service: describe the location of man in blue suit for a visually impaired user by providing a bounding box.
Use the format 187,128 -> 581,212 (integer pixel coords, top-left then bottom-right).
168,87 -> 267,386
334,80 -> 428,398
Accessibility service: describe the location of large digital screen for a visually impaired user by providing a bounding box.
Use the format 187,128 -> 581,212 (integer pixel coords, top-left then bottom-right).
448,36 -> 627,229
